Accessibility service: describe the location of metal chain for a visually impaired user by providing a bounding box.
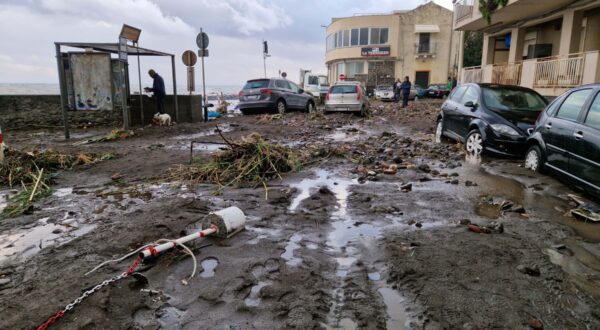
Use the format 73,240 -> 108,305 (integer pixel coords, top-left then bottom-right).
37,257 -> 141,330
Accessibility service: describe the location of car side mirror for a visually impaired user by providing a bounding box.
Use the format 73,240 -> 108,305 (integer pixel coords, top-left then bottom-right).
464,101 -> 477,110
298,88 -> 304,94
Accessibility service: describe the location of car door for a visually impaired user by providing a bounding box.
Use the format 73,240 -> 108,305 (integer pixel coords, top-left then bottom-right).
568,89 -> 600,192
455,86 -> 480,139
288,81 -> 305,109
442,85 -> 468,138
273,79 -> 289,104
544,88 -> 594,172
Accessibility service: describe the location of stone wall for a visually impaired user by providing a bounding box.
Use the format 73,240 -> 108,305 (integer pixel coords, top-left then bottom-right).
0,94 -> 204,130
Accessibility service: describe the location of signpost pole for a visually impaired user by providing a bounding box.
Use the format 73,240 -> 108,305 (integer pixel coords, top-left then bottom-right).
55,43 -> 70,139
136,41 -> 144,126
200,28 -> 208,122
172,55 -> 179,123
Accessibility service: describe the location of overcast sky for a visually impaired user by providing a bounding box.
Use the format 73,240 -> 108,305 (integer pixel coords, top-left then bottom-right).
0,0 -> 453,89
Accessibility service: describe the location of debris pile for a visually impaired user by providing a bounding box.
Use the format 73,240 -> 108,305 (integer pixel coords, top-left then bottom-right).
73,129 -> 134,145
169,133 -> 302,196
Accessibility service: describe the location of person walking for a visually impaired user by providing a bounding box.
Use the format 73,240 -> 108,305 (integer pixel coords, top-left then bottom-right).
147,69 -> 166,114
400,76 -> 412,108
393,78 -> 402,103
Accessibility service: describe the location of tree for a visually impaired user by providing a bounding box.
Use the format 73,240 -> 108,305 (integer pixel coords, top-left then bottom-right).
479,0 -> 509,24
463,31 -> 483,67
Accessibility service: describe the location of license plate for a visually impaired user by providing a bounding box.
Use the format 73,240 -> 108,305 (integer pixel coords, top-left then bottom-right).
337,107 -> 349,111
247,95 -> 259,100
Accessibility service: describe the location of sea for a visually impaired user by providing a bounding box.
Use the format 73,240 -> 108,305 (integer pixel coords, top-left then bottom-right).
0,83 -> 241,100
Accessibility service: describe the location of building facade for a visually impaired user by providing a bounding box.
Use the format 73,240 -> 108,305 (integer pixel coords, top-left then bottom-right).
455,0 -> 600,96
325,2 -> 460,90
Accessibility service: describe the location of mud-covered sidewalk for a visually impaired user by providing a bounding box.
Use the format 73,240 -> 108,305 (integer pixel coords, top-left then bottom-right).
1,99 -> 599,329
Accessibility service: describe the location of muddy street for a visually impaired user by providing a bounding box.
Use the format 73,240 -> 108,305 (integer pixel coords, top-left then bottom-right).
1,99 -> 599,329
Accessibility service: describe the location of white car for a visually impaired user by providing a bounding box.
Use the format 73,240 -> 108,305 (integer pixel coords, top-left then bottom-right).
324,81 -> 369,117
375,85 -> 394,101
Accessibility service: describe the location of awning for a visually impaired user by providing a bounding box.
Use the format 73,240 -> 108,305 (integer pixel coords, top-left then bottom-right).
414,25 -> 440,33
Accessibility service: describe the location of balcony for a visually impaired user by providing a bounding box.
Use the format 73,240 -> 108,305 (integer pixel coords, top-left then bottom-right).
492,62 -> 522,85
461,66 -> 482,83
414,43 -> 437,59
533,54 -> 585,88
454,0 -> 474,24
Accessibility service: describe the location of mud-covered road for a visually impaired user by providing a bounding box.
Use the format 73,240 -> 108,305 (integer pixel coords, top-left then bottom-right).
1,100 -> 599,329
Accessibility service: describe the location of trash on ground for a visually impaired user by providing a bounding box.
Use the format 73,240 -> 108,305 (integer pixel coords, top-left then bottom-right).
73,129 -> 134,145
566,194 -> 600,223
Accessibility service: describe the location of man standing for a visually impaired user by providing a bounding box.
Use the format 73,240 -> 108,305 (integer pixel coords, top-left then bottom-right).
147,69 -> 166,114
393,78 -> 402,103
400,76 -> 412,108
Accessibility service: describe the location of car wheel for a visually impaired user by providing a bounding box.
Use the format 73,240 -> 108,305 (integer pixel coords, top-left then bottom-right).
240,109 -> 250,115
524,145 -> 545,173
306,101 -> 315,113
465,130 -> 484,155
434,120 -> 444,143
276,100 -> 286,115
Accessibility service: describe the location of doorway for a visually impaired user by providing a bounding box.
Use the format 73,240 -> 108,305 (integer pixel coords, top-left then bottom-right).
415,71 -> 430,88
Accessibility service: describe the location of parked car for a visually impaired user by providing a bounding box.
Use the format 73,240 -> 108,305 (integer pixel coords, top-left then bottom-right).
426,84 -> 450,98
374,85 -> 394,101
435,83 -> 548,156
238,78 -> 316,115
524,84 -> 600,198
325,81 -> 369,116
414,84 -> 426,99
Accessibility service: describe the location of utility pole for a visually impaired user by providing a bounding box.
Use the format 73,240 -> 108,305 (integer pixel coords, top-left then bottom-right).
263,40 -> 270,78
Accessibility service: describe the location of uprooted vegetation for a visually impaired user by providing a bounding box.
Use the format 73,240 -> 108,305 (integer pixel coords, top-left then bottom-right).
169,132 -> 302,197
1,148 -> 115,218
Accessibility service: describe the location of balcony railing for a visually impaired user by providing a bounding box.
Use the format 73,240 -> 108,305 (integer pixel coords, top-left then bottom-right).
492,62 -> 522,85
534,54 -> 585,88
462,66 -> 482,83
454,0 -> 474,23
415,43 -> 437,56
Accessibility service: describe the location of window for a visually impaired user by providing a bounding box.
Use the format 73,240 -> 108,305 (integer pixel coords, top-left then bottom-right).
330,85 -> 358,94
343,30 -> 350,47
359,28 -> 369,45
585,92 -> 600,130
275,80 -> 290,89
289,81 -> 300,93
545,95 -> 564,116
460,87 -> 479,105
370,28 -> 380,45
308,76 -> 319,85
351,29 -> 359,46
337,32 -> 342,48
450,86 -> 468,102
243,80 -> 269,90
557,89 -> 593,121
418,33 -> 431,53
379,28 -> 389,44
482,87 -> 547,111
337,63 -> 345,76
346,61 -> 364,78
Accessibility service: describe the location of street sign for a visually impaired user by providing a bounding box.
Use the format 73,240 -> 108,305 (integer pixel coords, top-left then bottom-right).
196,32 -> 209,49
118,36 -> 128,62
281,72 -> 287,78
339,74 -> 345,81
182,50 -> 197,66
198,49 -> 209,58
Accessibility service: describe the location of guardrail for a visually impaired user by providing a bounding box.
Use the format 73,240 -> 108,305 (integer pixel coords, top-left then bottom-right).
454,0 -> 474,23
533,54 -> 585,88
415,43 -> 437,55
492,62 -> 522,85
462,66 -> 482,83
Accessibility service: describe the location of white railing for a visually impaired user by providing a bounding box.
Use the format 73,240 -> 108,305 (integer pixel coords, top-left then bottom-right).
492,62 -> 522,85
534,54 -> 585,88
462,66 -> 482,83
455,0 -> 474,22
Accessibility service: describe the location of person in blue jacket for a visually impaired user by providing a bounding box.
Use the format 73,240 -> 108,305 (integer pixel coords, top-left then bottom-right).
400,76 -> 412,108
147,69 -> 166,114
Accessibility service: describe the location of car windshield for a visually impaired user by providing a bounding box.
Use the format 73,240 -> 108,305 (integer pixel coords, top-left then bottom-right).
429,85 -> 439,90
243,80 -> 269,90
377,86 -> 392,91
331,85 -> 357,94
482,87 -> 547,111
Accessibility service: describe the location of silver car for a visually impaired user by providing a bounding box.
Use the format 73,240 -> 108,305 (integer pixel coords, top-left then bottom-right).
324,82 -> 369,116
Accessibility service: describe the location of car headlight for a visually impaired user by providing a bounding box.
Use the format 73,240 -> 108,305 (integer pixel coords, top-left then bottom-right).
490,124 -> 520,136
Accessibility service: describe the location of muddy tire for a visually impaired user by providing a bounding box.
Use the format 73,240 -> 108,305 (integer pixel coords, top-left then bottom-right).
465,130 -> 484,155
276,100 -> 287,115
305,101 -> 315,113
525,145 -> 545,173
435,119 -> 447,143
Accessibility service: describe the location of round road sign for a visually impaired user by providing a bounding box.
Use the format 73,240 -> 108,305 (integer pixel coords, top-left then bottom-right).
339,74 -> 345,81
182,50 -> 197,66
196,32 -> 209,49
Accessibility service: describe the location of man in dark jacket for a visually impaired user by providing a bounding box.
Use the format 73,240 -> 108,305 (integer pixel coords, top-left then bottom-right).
400,76 -> 411,108
147,69 -> 166,114
392,78 -> 401,103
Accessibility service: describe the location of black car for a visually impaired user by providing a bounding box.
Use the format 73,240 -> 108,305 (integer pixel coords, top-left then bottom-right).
239,78 -> 316,115
426,84 -> 450,98
524,84 -> 600,198
435,83 -> 548,156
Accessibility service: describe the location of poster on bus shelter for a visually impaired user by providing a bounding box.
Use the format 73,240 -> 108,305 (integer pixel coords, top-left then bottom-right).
70,53 -> 113,111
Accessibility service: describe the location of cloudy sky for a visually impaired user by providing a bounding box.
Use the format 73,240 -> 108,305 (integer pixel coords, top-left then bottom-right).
0,0 -> 453,89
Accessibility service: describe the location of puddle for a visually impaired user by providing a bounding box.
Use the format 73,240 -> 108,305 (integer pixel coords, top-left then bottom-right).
378,287 -> 409,330
157,306 -> 184,329
368,272 -> 381,281
543,246 -> 600,298
244,280 -> 272,307
289,170 -> 355,212
281,233 -> 302,267
199,258 -> 219,278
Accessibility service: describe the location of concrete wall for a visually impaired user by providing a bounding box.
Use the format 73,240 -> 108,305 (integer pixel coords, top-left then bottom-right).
583,8 -> 600,52
0,94 -> 204,130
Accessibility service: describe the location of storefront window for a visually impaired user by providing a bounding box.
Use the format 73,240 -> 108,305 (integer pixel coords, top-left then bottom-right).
346,61 -> 364,78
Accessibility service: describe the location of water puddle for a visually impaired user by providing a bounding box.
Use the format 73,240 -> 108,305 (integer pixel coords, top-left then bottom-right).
281,233 -> 302,267
543,245 -> 600,298
244,280 -> 272,307
289,170 -> 355,212
368,272 -> 381,281
199,258 -> 219,278
157,305 -> 184,329
378,287 -> 409,330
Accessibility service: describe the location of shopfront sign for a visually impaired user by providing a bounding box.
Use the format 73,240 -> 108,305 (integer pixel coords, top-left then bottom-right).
361,47 -> 391,57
